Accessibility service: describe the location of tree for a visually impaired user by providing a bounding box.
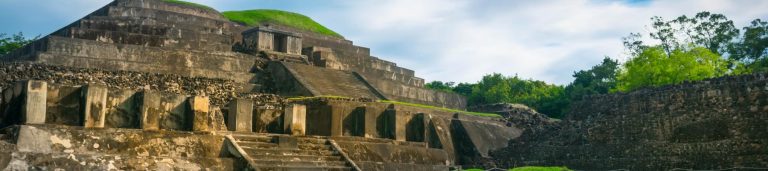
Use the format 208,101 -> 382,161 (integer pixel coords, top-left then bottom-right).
424,81 -> 455,93
627,12 -> 740,57
728,19 -> 768,72
467,73 -> 568,118
671,12 -> 740,55
451,83 -> 474,97
0,32 -> 38,55
565,57 -> 619,100
615,46 -> 728,92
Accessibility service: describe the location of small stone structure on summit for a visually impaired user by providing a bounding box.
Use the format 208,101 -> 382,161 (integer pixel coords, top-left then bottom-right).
1,0 -> 767,170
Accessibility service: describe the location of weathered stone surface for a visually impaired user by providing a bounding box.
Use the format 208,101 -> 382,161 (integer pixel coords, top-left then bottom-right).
139,91 -> 162,130
105,89 -> 140,128
23,80 -> 47,124
492,73 -> 768,170
283,104 -> 306,135
253,107 -> 282,133
82,84 -> 108,128
0,62 -> 267,106
190,96 -> 211,132
227,98 -> 253,132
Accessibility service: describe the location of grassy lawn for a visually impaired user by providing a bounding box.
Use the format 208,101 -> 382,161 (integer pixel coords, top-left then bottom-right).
222,9 -> 343,38
464,166 -> 572,171
161,0 -> 216,11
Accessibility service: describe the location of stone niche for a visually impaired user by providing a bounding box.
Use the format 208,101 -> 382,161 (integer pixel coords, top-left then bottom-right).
242,27 -> 303,55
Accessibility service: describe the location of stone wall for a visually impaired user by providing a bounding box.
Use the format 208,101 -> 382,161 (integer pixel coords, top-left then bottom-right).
0,62 -> 277,106
0,81 -> 230,132
1,125 -> 241,170
492,73 -> 768,170
291,98 -> 518,167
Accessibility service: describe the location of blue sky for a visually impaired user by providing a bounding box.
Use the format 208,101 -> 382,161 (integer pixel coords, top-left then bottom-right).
1,0 -> 767,85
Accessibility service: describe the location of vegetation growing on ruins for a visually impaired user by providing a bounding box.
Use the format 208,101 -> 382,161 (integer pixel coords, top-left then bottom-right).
285,96 -> 500,117
427,11 -> 768,119
222,10 -> 344,38
0,32 -> 37,55
463,166 -> 572,171
378,100 -> 501,118
162,0 -> 216,11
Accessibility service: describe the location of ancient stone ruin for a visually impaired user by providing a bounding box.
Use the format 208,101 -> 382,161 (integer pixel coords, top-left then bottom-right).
1,0 -> 767,170
0,0 -> 512,170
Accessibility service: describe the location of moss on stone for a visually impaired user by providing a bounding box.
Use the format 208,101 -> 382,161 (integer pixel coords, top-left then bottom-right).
161,0 -> 216,11
222,9 -> 343,38
508,166 -> 572,171
464,166 -> 571,171
378,100 -> 501,118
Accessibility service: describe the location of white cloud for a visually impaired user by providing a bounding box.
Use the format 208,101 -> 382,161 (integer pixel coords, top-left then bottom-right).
2,0 -> 766,85
315,0 -> 768,85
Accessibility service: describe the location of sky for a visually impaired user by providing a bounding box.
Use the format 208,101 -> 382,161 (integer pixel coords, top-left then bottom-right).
1,0 -> 767,85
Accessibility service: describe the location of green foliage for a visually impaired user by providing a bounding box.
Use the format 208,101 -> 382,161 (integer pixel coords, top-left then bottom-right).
0,32 -> 38,55
566,57 -> 619,99
378,100 -> 501,118
425,81 -> 456,93
222,9 -> 343,38
508,166 -> 572,171
615,46 -> 728,92
465,74 -> 568,118
161,0 -> 216,11
462,166 -> 571,171
636,11 -> 739,56
728,19 -> 768,72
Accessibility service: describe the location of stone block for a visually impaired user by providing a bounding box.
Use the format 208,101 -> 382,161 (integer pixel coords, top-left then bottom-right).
277,136 -> 298,149
254,107 -> 282,133
283,104 -> 306,136
190,96 -> 210,132
139,91 -> 161,130
227,98 -> 253,132
23,80 -> 47,124
330,106 -> 344,137
382,108 -> 407,141
342,106 -> 366,137
82,85 -> 108,128
406,113 -> 427,142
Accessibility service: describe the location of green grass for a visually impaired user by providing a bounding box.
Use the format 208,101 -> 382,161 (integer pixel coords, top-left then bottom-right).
509,166 -> 572,171
464,166 -> 571,171
285,96 -> 500,118
161,0 -> 216,11
286,95 -> 354,101
378,100 -> 501,118
222,9 -> 343,38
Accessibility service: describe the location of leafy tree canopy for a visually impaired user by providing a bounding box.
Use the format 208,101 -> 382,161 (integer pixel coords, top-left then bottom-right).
615,46 -> 728,92
0,32 -> 37,56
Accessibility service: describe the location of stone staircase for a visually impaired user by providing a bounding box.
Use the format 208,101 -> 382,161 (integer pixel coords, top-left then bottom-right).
229,134 -> 355,171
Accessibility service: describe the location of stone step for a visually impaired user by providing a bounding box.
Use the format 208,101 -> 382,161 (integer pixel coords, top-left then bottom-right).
86,16 -> 228,35
77,18 -> 234,43
249,154 -> 343,162
237,141 -> 278,148
107,6 -> 230,30
297,138 -> 328,144
298,143 -> 333,151
250,160 -> 348,168
250,165 -> 352,171
231,134 -> 274,143
40,36 -> 257,74
64,27 -> 232,52
36,53 -> 257,83
114,0 -> 228,21
243,148 -> 337,156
